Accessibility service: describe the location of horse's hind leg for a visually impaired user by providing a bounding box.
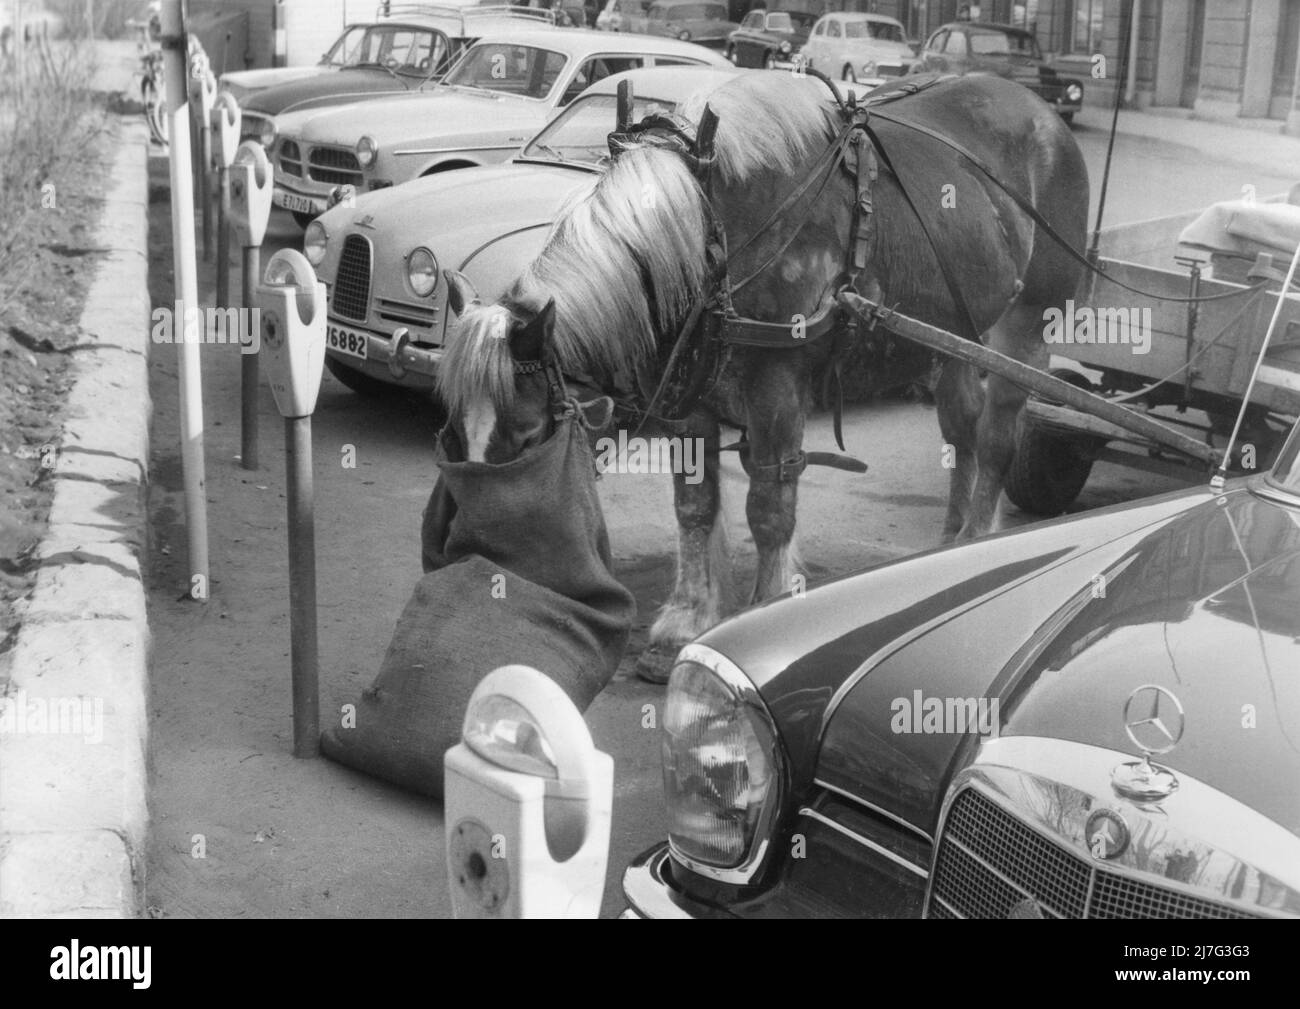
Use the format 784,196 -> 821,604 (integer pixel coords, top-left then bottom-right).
958,302 -> 1047,540
936,359 -> 982,542
640,413 -> 730,682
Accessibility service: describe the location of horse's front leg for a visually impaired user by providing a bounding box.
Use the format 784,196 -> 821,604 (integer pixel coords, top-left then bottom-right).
744,356 -> 807,603
639,412 -> 730,683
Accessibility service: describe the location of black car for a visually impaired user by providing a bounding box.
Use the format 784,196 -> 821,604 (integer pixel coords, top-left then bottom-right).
622,420 -> 1300,918
914,21 -> 1083,122
725,8 -> 816,69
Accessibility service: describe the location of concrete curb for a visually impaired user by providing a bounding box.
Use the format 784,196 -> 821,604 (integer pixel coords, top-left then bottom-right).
0,117 -> 152,918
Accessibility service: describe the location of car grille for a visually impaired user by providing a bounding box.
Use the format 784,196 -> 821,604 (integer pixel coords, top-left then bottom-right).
279,140 -> 303,178
308,146 -> 363,186
332,235 -> 372,323
928,788 -> 1261,919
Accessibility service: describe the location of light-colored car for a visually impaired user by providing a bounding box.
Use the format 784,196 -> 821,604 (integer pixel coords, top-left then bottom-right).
269,28 -> 729,225
799,11 -> 915,85
227,3 -> 559,159
305,65 -> 740,395
595,0 -> 651,34
643,0 -> 737,48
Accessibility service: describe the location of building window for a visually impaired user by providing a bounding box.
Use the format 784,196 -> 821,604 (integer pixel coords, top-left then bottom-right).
1069,0 -> 1105,54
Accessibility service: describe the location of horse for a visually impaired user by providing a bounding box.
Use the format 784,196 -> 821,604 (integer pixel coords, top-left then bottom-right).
437,70 -> 1089,678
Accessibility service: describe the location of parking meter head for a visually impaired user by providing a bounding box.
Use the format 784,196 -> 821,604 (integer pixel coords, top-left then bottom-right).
228,140 -> 272,247
256,249 -> 326,418
212,91 -> 241,168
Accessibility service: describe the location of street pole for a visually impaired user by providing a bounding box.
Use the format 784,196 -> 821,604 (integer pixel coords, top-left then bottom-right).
160,0 -> 210,601
242,245 -> 260,469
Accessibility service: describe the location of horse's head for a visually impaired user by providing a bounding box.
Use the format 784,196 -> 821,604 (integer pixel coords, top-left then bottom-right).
438,270 -> 612,464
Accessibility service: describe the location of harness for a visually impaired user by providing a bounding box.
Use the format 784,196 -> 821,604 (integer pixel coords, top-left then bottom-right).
606,72 -> 966,477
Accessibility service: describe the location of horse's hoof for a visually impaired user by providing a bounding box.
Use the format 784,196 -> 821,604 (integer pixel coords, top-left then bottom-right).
635,645 -> 678,685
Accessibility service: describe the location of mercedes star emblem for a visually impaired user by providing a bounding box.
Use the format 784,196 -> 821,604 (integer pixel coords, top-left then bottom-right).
1085,808 -> 1129,860
1112,684 -> 1184,802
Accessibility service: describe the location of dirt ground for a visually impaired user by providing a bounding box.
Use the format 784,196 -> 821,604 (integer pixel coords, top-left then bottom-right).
0,119 -> 112,663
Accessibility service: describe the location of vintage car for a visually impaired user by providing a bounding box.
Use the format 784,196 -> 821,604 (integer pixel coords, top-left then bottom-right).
913,20 -> 1083,122
268,28 -> 729,226
642,1 -> 738,49
622,418 -> 1300,918
725,9 -> 816,69
798,11 -> 915,84
229,4 -> 559,169
306,65 -> 739,395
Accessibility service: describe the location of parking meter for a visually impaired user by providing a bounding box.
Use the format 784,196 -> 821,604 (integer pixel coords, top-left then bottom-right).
229,141 -> 272,249
212,91 -> 241,170
230,140 -> 273,470
256,248 -> 326,758
444,665 -> 614,919
256,250 -> 326,418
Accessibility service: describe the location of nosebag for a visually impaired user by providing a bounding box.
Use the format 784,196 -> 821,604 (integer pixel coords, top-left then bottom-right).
320,412 -> 635,799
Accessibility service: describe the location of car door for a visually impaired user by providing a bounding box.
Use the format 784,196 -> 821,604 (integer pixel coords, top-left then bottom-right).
738,11 -> 763,64
804,16 -> 827,66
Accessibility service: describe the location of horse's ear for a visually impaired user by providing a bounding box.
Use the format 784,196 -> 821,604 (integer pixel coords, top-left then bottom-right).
510,298 -> 555,362
444,270 -> 479,316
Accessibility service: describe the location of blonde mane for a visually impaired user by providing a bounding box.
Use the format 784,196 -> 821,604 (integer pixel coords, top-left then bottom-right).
438,71 -> 837,414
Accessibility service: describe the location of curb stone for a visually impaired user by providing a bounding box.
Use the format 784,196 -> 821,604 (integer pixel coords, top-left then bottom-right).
0,117 -> 152,919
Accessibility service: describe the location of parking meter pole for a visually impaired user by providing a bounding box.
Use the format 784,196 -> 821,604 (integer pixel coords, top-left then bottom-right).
241,245 -> 260,470
200,117 -> 212,260
286,415 -> 320,757
160,0 -> 209,601
229,139 -> 272,471
255,249 -> 327,758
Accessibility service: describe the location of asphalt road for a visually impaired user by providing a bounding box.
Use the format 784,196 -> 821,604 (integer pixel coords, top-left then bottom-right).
144,114 -> 1296,918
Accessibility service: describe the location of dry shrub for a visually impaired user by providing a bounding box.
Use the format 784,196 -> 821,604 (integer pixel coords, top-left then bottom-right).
0,31 -> 107,313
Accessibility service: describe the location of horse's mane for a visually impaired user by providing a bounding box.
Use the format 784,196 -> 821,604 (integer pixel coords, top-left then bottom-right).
438,72 -> 836,415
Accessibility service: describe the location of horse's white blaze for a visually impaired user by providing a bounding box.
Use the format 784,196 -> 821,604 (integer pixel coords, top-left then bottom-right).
464,397 -> 497,463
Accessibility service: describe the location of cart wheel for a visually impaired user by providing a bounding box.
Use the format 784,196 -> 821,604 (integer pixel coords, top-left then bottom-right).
1005,369 -> 1101,515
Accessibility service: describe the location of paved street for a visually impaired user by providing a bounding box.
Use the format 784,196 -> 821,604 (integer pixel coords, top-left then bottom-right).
142,111 -> 1298,917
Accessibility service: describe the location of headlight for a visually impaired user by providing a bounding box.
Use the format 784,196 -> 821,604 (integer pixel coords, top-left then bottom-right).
662,647 -> 781,873
1066,82 -> 1083,102
258,118 -> 275,148
355,134 -> 378,169
779,41 -> 791,54
407,247 -> 438,297
303,221 -> 327,266
862,60 -> 877,76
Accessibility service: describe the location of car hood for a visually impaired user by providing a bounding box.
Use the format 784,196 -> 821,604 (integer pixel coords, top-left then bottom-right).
221,65 -> 325,100
241,69 -> 422,116
319,160 -> 596,274
810,485 -> 1300,837
292,87 -> 542,146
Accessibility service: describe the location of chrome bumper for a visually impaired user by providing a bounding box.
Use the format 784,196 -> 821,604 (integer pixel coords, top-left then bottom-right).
621,845 -> 733,919
324,317 -> 442,390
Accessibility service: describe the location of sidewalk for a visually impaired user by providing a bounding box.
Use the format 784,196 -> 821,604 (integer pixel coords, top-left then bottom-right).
1075,102 -> 1300,183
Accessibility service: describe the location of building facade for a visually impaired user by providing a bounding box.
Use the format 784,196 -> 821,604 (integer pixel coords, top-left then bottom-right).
796,0 -> 1300,132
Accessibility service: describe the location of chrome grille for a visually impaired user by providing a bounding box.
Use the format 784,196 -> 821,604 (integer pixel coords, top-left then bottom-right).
308,146 -> 363,186
929,788 -> 1262,919
332,235 -> 372,323
279,140 -> 303,178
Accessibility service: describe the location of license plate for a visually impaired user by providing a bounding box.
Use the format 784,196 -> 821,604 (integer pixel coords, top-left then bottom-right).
276,190 -> 318,215
327,324 -> 368,361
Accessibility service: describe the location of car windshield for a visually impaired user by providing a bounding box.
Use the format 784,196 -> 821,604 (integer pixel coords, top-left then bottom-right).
1268,421 -> 1300,496
845,19 -> 904,42
444,43 -> 568,99
323,24 -> 444,75
969,28 -> 1041,58
521,93 -> 677,165
768,12 -> 814,31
